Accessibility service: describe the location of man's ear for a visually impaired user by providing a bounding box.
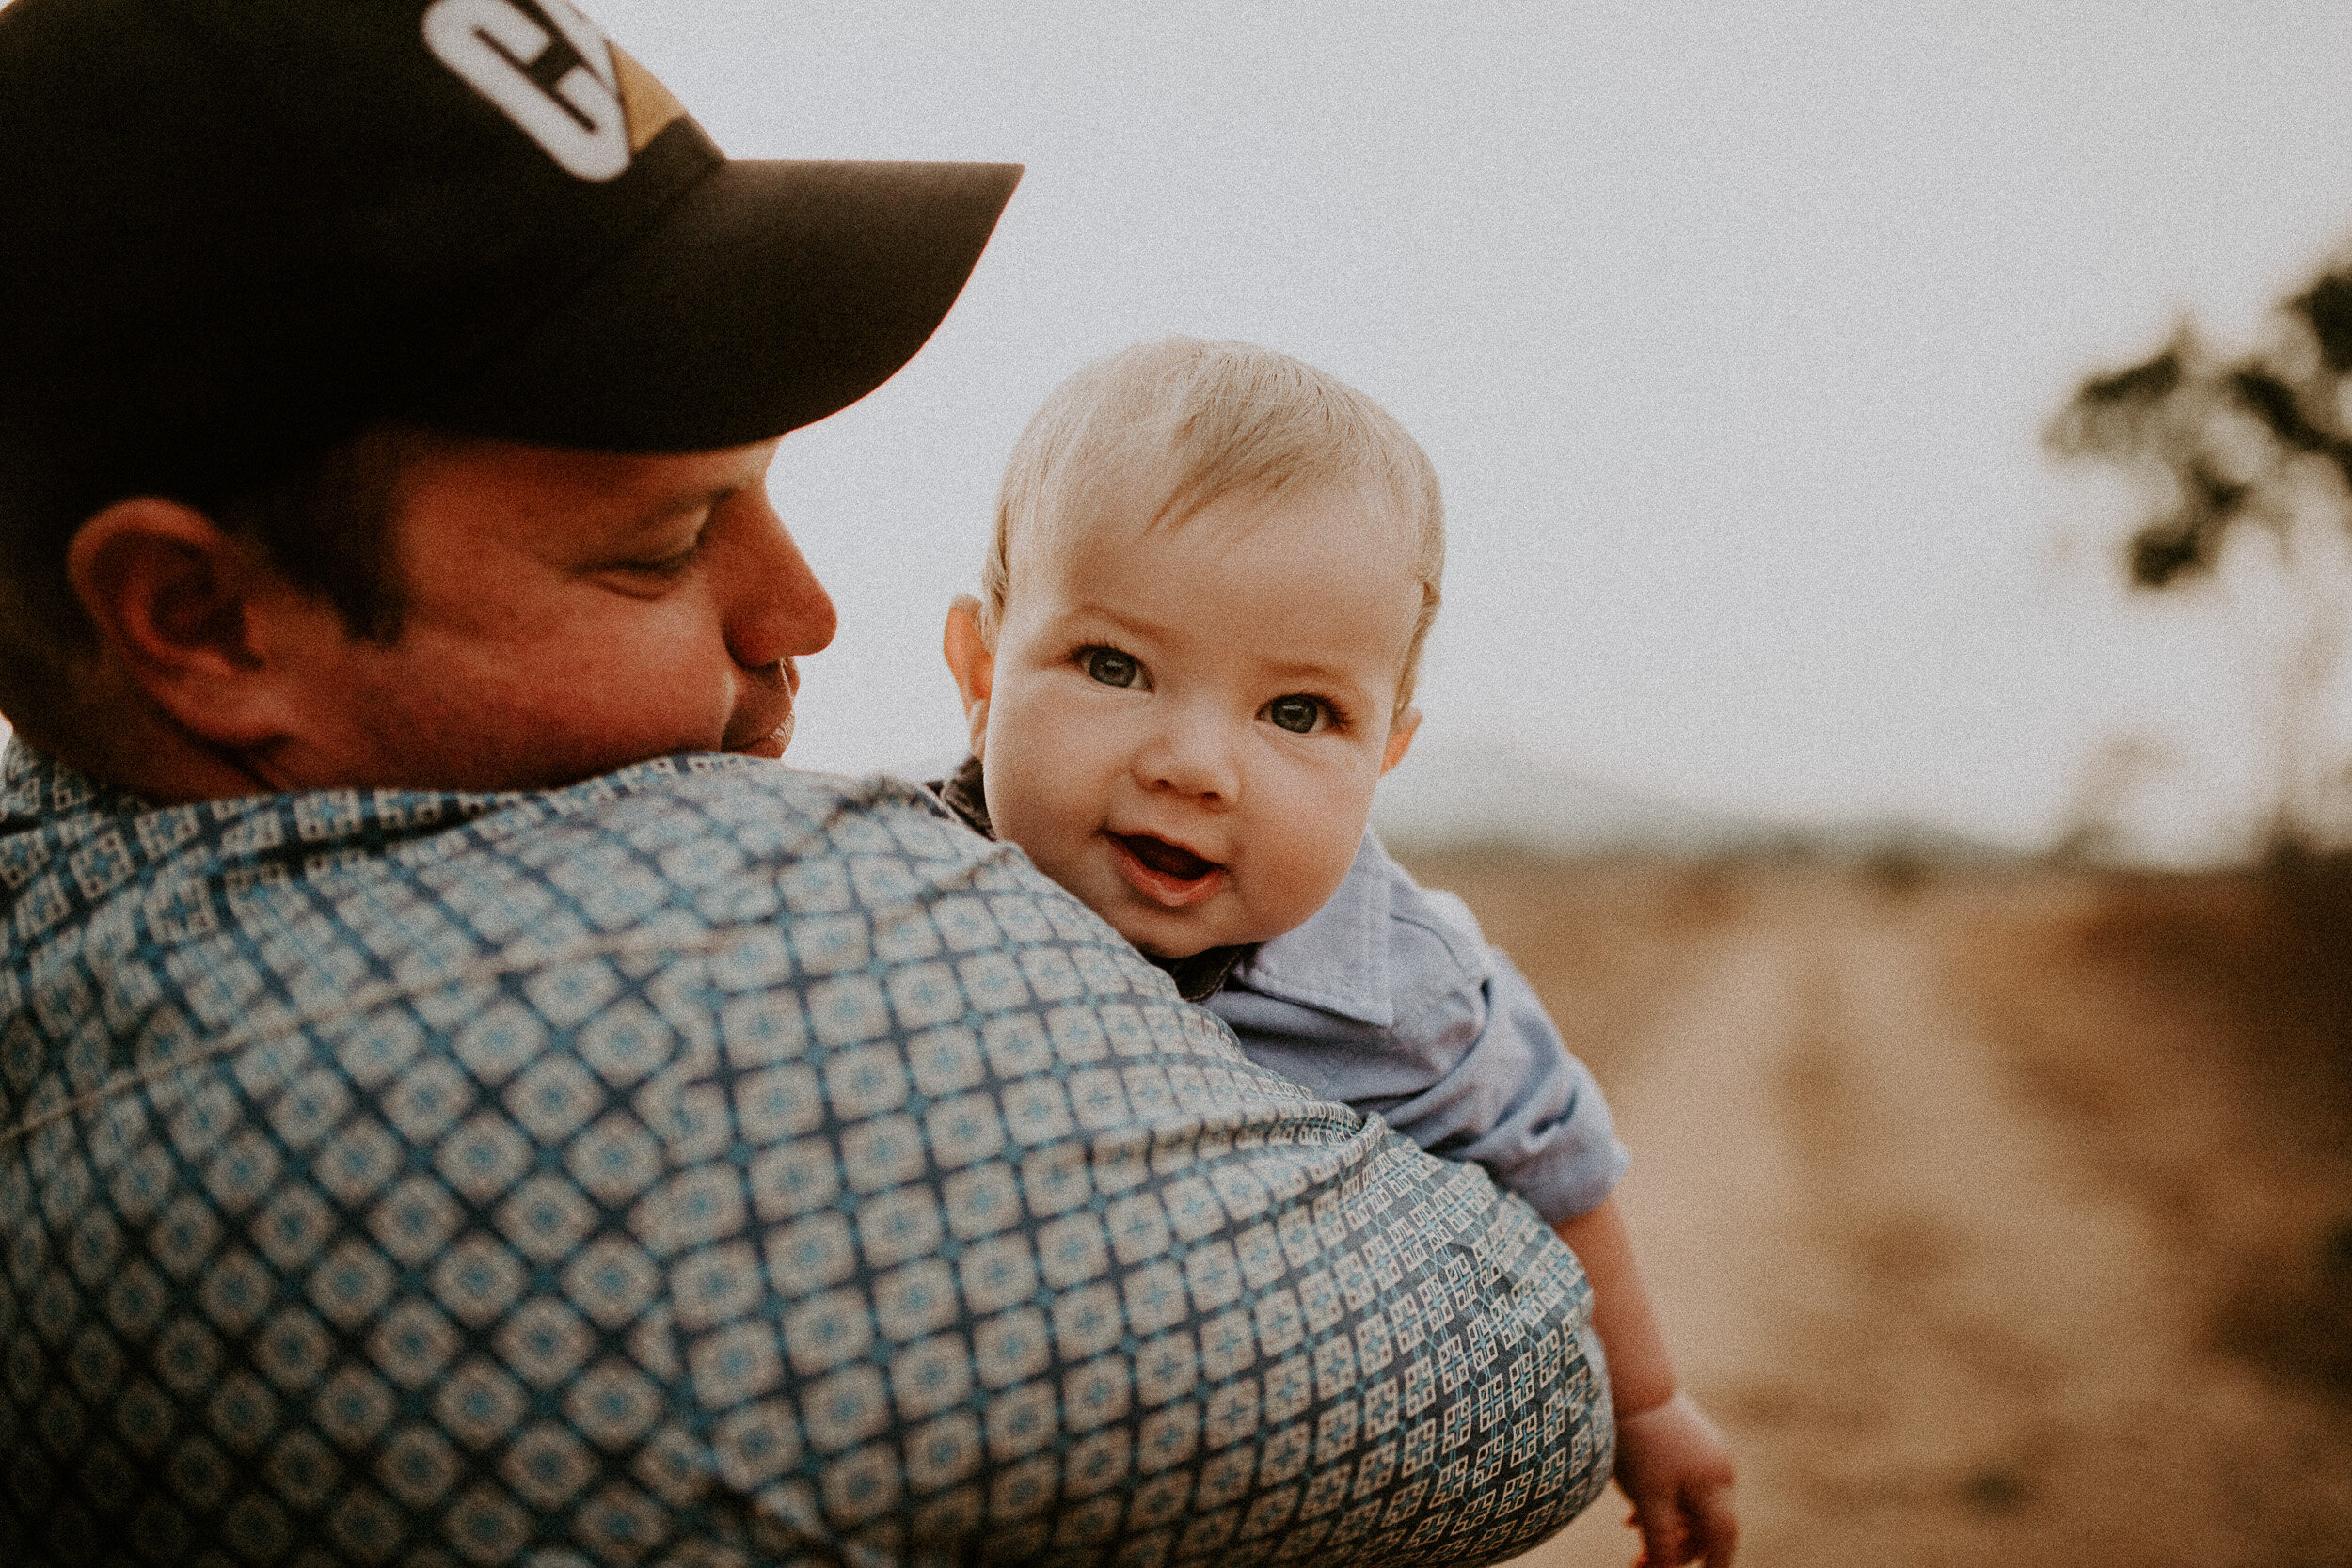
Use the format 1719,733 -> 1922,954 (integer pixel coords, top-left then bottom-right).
942,594 -> 995,760
65,498 -> 304,747
1381,705 -> 1422,776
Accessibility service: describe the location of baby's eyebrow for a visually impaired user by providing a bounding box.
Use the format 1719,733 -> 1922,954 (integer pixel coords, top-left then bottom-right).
1059,600 -> 1172,640
1257,656 -> 1369,687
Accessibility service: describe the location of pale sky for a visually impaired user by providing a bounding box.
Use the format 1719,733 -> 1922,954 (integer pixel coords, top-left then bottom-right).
582,0 -> 2352,863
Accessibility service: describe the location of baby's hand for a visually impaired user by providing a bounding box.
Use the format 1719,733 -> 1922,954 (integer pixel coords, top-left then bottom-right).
1613,1391 -> 1738,1567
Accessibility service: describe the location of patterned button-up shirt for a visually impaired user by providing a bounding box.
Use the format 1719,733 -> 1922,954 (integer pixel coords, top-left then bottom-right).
0,743 -> 1612,1567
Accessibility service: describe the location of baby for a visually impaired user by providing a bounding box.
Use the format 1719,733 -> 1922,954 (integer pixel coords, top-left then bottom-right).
935,338 -> 1737,1567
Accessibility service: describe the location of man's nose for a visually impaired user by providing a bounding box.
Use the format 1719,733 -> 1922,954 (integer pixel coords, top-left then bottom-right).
1137,704 -> 1240,804
721,491 -> 837,668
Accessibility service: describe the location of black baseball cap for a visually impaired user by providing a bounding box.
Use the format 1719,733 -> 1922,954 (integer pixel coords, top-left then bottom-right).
0,0 -> 1021,510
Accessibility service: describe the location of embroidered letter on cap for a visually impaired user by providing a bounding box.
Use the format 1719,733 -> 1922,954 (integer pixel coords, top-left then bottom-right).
422,0 -> 630,181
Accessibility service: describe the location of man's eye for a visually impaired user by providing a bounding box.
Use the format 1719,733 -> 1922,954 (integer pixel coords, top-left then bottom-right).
617,537 -> 703,578
1078,648 -> 1144,689
1263,695 -> 1331,734
618,510 -> 716,578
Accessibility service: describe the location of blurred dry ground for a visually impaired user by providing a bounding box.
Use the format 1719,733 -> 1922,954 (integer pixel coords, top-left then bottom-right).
1389,849 -> 2352,1568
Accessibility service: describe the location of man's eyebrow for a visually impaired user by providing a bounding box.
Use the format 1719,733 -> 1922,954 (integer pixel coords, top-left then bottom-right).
618,478 -> 751,530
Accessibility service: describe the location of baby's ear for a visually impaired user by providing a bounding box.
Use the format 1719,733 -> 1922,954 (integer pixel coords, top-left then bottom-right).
1380,706 -> 1422,776
942,595 -> 995,758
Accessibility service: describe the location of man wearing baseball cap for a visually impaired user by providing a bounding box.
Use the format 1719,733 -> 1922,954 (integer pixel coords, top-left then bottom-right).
0,3 -> 1619,1565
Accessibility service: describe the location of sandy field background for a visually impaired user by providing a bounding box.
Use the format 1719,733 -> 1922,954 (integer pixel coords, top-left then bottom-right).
1388,850 -> 2352,1568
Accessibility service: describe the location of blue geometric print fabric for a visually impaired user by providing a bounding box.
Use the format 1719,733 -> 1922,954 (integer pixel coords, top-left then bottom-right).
0,743 -> 1613,1568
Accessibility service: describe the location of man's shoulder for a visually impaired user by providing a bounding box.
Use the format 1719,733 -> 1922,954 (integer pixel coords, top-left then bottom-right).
512,760 -> 1084,920
530,758 -> 977,866
0,743 -> 971,872
0,744 -> 1117,969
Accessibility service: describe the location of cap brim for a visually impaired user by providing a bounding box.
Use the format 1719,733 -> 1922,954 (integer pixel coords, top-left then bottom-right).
422,158 -> 1021,451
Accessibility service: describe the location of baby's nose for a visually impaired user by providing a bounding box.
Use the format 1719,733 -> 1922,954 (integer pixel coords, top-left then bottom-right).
1139,712 -> 1240,802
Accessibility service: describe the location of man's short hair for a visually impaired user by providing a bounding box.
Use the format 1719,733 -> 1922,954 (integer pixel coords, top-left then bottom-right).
0,424 -> 459,733
980,337 -> 1446,712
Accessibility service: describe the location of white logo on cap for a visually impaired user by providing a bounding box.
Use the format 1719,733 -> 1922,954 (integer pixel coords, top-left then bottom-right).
423,0 -> 629,181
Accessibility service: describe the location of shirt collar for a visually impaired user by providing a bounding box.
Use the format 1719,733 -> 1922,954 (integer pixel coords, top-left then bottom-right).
0,736 -> 151,831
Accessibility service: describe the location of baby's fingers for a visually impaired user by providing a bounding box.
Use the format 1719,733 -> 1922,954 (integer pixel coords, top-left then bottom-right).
1613,1393 -> 1739,1566
1629,1481 -> 1740,1568
1688,1479 -> 1740,1567
1628,1497 -> 1689,1568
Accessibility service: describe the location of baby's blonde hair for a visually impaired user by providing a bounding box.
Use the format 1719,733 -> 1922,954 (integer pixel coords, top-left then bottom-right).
980,337 -> 1445,713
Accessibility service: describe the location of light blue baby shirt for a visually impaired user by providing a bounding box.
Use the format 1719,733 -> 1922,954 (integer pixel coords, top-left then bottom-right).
1205,834 -> 1630,1227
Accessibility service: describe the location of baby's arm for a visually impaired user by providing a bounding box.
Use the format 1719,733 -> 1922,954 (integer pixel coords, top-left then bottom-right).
1554,1198 -> 1738,1568
1212,840 -> 1737,1560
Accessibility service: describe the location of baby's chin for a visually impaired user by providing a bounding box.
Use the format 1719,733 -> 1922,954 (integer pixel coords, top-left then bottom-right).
1104,884 -> 1349,961
1115,914 -> 1279,962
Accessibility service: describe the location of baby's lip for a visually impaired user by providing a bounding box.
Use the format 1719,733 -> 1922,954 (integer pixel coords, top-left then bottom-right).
1107,831 -> 1226,907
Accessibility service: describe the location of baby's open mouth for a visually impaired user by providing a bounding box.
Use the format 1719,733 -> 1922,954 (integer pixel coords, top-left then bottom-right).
1114,833 -> 1219,882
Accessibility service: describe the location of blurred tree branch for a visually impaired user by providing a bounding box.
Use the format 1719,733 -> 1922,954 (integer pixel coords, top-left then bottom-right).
2048,266 -> 2352,860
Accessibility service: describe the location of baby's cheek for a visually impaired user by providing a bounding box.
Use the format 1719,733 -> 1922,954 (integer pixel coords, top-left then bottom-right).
1260,838 -> 1357,932
985,759 -> 1084,864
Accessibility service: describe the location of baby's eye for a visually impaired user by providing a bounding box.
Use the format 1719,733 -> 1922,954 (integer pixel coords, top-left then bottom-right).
1078,647 -> 1145,689
1263,695 -> 1332,735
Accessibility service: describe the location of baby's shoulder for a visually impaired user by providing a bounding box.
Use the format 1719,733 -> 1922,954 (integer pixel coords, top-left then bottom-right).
1366,842 -> 1498,1022
1373,847 -> 1488,970
1238,833 -> 1493,1028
